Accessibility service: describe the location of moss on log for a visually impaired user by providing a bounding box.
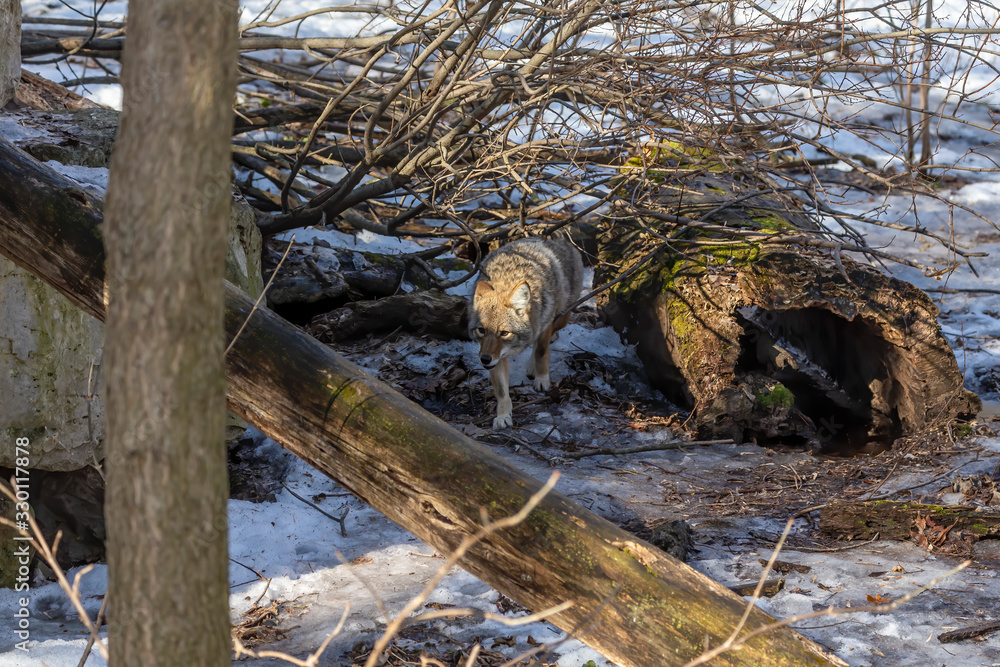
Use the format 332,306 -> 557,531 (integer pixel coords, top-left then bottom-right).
596,179 -> 979,448
820,500 -> 1000,542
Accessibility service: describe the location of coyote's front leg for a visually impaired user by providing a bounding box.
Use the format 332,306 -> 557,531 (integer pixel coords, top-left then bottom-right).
489,357 -> 513,429
529,324 -> 553,392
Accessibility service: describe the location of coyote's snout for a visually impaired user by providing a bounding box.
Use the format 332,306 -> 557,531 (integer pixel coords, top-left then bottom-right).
469,237 -> 584,429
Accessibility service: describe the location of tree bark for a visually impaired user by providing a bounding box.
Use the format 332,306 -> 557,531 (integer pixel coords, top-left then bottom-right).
0,0 -> 19,107
100,0 -> 237,664
820,500 -> 1000,541
0,140 -> 845,667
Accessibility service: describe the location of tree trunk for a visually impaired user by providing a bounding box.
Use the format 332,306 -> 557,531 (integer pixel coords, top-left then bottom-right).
596,196 -> 979,450
101,0 -> 238,664
0,140 -> 845,667
0,0 -> 18,107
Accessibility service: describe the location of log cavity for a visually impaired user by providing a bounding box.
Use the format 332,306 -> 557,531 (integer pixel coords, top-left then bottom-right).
734,306 -> 898,454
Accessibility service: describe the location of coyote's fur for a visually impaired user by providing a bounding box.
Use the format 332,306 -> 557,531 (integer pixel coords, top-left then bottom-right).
469,237 -> 584,429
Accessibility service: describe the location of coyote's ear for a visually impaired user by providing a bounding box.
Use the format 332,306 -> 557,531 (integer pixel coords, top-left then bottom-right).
508,281 -> 531,313
474,281 -> 494,300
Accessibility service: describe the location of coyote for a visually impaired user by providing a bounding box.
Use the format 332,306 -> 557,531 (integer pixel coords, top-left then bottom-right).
469,237 -> 584,429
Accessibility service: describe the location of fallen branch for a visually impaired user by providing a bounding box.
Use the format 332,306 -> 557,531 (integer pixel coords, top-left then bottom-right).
820,500 -> 1000,541
563,439 -> 735,460
938,621 -> 1000,643
0,482 -> 108,660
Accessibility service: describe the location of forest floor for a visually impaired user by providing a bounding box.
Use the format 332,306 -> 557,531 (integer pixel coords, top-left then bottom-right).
4,0 -> 1000,665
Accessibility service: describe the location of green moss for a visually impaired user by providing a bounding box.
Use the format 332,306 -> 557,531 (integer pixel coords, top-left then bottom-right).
755,383 -> 795,409
18,269 -> 99,421
1,426 -> 47,444
616,141 -> 726,185
701,242 -> 761,267
749,208 -> 795,232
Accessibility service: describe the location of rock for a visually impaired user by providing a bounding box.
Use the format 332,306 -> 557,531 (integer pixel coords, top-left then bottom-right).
0,187 -> 262,468
0,256 -> 105,470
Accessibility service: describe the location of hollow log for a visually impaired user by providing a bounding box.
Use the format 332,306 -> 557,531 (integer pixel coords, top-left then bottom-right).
596,182 -> 980,449
0,136 -> 846,666
819,500 -> 1000,542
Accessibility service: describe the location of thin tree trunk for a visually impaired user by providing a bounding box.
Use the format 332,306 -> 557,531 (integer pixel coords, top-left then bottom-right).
0,0 -> 18,107
919,0 -> 934,172
101,0 -> 238,664
0,138 -> 845,667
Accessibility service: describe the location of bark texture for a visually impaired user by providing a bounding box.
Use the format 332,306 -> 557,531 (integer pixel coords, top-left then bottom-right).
0,0 -> 18,107
820,500 -> 1000,541
100,0 -> 238,664
0,141 -> 846,667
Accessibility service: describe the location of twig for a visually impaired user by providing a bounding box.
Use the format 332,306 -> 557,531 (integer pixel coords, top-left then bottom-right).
924,287 -> 1000,295
76,593 -> 109,667
363,471 -> 564,667
281,482 -> 350,538
0,483 -> 108,660
225,234 -> 295,356
867,457 -> 978,501
938,620 -> 1000,643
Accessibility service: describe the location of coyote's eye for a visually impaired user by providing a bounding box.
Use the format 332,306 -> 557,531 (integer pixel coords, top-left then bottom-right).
499,330 -> 512,338
475,326 -> 485,336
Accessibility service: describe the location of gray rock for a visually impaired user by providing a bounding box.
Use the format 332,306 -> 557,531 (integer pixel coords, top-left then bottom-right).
0,256 -> 105,471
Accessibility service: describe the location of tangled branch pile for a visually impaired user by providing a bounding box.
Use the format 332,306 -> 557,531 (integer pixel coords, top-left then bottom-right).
22,0 -> 1000,279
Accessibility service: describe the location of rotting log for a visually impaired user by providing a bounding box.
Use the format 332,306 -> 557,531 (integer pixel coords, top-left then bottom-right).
820,499 -> 1000,542
596,177 -> 980,449
0,137 -> 847,667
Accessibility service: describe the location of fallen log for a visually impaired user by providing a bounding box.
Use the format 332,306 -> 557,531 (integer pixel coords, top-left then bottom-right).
307,290 -> 469,343
596,175 -> 980,449
262,238 -> 468,308
819,499 -> 1000,542
938,621 -> 1000,644
0,136 -> 846,666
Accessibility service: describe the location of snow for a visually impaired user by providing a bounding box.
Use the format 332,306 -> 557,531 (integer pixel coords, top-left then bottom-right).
6,0 -> 1000,665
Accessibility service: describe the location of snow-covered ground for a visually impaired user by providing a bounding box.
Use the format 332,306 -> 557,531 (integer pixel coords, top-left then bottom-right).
5,0 -> 1000,665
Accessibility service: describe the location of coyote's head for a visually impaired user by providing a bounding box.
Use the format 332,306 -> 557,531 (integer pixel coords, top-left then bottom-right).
470,280 -> 533,368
